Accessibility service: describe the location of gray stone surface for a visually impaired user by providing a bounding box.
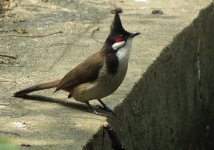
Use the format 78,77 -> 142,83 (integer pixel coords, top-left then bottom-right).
85,2 -> 214,150
0,0 -> 213,149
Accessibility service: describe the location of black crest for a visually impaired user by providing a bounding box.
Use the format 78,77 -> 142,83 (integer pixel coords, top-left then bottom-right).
110,12 -> 127,35
102,13 -> 131,50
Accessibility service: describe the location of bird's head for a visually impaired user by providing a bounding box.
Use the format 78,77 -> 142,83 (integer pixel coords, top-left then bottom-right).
103,12 -> 140,52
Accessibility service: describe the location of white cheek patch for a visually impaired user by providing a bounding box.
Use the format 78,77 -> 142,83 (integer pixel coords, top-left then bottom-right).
112,41 -> 125,50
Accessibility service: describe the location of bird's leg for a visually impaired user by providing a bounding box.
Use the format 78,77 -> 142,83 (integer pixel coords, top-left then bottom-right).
85,102 -> 109,117
97,99 -> 116,116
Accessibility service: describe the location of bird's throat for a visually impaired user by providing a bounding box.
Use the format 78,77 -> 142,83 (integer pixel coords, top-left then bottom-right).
116,38 -> 132,62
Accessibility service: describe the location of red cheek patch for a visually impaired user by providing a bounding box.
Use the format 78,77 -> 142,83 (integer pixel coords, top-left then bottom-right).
115,37 -> 123,43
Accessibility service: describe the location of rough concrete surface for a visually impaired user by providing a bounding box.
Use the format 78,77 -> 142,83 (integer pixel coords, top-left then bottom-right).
84,1 -> 214,150
0,0 -> 213,150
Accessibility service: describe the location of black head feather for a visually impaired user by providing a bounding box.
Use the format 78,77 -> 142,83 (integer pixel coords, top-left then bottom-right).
102,13 -> 131,52
110,13 -> 131,37
110,12 -> 127,35
102,13 -> 131,74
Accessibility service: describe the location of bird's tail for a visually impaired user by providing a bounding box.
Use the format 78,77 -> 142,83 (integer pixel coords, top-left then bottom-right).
14,80 -> 60,97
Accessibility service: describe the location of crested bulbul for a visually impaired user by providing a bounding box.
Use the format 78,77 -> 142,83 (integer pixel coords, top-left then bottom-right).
14,13 -> 140,116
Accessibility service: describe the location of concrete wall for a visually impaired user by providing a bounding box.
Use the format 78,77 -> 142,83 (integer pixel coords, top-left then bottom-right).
84,3 -> 214,150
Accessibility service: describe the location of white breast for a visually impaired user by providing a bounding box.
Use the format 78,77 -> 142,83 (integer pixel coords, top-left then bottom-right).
72,39 -> 133,102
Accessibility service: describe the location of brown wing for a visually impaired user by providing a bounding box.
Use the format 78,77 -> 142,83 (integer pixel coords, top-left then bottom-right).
55,52 -> 104,92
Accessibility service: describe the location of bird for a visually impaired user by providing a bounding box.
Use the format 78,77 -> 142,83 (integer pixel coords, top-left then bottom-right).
14,12 -> 140,116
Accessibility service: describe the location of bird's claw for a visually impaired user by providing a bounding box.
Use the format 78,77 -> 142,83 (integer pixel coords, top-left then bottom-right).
92,109 -> 109,117
96,105 -> 116,117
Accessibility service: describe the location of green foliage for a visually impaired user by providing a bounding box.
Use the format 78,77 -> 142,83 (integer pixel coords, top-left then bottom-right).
0,137 -> 18,150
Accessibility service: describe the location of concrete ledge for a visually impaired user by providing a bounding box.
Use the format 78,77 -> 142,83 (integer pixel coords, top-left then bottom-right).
84,2 -> 214,150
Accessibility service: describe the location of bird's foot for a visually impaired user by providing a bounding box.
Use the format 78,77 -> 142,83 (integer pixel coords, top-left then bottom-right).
96,105 -> 116,117
91,109 -> 109,117
85,102 -> 109,117
97,99 -> 116,117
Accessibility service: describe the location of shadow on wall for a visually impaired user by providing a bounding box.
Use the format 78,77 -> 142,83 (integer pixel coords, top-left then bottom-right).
84,3 -> 214,150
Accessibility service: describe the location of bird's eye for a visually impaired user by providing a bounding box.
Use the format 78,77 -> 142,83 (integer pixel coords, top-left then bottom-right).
115,37 -> 123,43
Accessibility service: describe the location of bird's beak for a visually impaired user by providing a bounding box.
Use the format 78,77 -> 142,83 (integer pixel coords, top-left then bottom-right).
130,32 -> 141,38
